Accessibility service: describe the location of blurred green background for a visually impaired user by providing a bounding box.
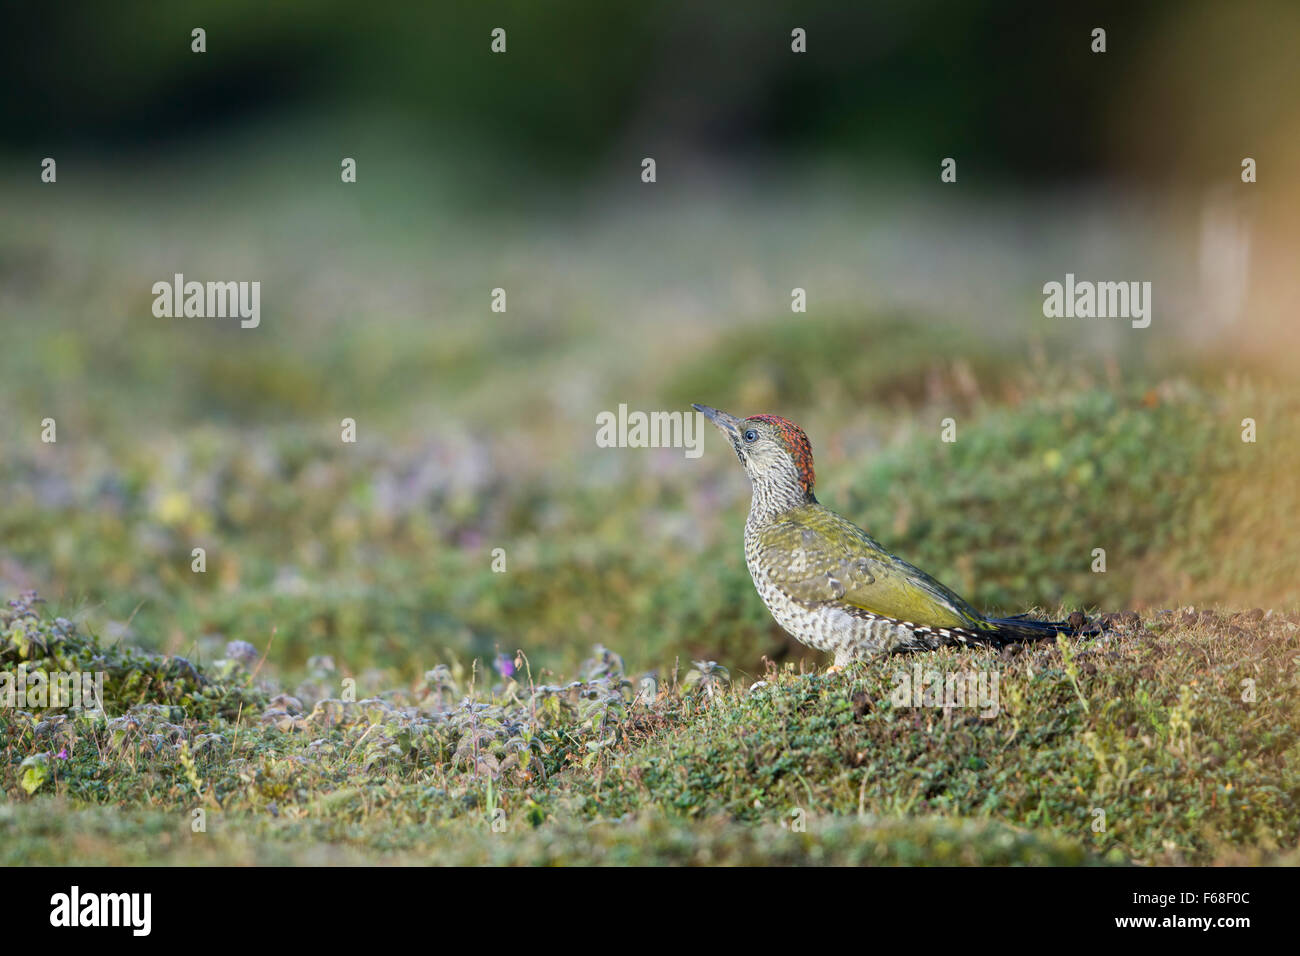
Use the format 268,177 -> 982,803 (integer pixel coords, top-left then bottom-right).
2,0 -> 1298,688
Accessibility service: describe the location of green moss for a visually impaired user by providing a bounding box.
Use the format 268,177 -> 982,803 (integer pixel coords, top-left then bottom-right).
4,593 -> 1297,864
835,384 -> 1300,613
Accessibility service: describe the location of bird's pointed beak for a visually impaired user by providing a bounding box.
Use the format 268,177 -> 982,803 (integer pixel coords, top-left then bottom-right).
693,403 -> 742,439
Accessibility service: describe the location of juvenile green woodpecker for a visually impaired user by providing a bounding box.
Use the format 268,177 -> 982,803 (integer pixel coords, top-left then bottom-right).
694,404 -> 1091,665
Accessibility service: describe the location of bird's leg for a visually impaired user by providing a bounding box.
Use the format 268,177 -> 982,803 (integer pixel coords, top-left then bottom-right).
825,649 -> 855,675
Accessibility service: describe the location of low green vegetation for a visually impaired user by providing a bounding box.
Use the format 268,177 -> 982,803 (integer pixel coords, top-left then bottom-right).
3,174 -> 1297,864
4,580 -> 1297,864
3,373 -> 1296,681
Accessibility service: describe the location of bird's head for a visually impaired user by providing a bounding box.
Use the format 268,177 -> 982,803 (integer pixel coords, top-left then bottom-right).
693,404 -> 817,506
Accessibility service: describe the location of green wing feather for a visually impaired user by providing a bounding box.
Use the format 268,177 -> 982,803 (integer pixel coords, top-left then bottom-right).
755,504 -> 993,631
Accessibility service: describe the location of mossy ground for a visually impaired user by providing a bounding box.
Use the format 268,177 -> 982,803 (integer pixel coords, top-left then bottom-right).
3,571 -> 1297,864
3,173 -> 1298,864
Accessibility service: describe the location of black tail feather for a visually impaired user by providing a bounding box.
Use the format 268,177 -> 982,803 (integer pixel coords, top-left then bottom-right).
985,613 -> 1102,643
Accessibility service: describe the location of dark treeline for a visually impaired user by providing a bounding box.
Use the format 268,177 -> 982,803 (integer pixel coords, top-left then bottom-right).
4,1 -> 1293,185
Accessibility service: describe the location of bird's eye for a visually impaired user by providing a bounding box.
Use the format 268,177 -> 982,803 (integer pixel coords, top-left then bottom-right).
743,429 -> 759,443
